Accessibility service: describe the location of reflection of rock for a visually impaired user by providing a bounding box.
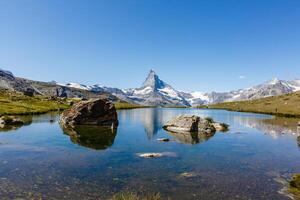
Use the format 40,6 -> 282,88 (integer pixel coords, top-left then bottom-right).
61,125 -> 117,150
167,130 -> 215,144
60,98 -> 118,127
0,116 -> 32,132
0,116 -> 24,126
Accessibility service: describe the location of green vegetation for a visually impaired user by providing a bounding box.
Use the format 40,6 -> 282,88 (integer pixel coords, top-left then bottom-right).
0,89 -> 70,115
114,102 -> 150,110
289,174 -> 300,198
200,91 -> 300,117
110,192 -> 162,200
204,117 -> 214,123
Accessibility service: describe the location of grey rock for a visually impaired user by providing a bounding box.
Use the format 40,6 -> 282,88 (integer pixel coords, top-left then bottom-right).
163,115 -> 228,134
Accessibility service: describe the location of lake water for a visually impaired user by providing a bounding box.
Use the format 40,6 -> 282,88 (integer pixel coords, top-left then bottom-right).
1,108 -> 300,199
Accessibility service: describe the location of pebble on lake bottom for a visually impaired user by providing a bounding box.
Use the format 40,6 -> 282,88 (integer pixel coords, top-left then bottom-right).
157,138 -> 170,142
137,153 -> 163,158
179,172 -> 199,178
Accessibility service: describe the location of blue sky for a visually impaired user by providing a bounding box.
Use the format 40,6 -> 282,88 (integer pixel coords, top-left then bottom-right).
0,0 -> 300,92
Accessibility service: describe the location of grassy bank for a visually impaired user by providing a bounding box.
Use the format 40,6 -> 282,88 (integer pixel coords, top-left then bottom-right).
114,102 -> 151,110
201,91 -> 300,117
0,89 -> 70,115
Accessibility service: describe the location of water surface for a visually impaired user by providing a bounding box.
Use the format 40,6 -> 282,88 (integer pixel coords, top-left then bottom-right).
0,108 -> 300,199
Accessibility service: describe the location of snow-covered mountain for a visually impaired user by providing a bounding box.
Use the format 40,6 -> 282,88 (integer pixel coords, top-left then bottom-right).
184,78 -> 300,105
62,70 -> 190,106
124,70 -> 190,106
61,70 -> 300,107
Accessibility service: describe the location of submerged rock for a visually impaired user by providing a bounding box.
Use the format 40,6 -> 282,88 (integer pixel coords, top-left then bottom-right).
212,122 -> 229,132
163,114 -> 229,134
60,98 -> 118,127
289,174 -> 300,198
137,153 -> 163,158
179,172 -> 199,178
157,138 -> 170,142
137,152 -> 177,158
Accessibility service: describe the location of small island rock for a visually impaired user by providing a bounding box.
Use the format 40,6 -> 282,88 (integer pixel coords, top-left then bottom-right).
163,114 -> 228,134
60,98 -> 118,127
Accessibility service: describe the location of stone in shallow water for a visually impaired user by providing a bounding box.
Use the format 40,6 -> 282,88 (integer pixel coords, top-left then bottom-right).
60,98 -> 118,127
163,114 -> 229,134
137,152 -> 177,158
157,138 -> 170,142
289,173 -> 300,198
137,153 -> 163,158
179,172 -> 199,178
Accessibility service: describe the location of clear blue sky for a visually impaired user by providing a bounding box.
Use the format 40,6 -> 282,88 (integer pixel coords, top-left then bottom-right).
0,0 -> 300,92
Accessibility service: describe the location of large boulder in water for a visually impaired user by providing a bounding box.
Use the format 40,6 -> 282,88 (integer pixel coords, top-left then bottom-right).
163,114 -> 228,134
60,98 -> 118,127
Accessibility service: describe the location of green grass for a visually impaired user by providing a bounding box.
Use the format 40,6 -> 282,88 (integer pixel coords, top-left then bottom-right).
114,102 -> 151,110
0,89 -> 70,115
289,174 -> 300,198
110,192 -> 162,200
201,91 -> 300,117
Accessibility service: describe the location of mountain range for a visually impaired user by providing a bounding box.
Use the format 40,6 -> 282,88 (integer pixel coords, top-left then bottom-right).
1,68 -> 300,107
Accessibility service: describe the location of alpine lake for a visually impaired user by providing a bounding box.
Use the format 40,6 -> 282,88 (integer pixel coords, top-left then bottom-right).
1,108 -> 300,200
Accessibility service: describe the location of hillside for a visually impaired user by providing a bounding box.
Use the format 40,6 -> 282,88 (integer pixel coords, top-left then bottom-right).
0,89 -> 71,115
203,91 -> 300,117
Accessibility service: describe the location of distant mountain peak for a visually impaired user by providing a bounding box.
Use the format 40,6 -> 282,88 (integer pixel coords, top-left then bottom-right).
267,77 -> 280,85
142,70 -> 166,89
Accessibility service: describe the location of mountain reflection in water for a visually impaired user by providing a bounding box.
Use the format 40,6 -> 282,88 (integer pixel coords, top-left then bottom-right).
235,116 -> 300,138
118,108 -> 173,139
235,115 -> 300,149
61,125 -> 117,150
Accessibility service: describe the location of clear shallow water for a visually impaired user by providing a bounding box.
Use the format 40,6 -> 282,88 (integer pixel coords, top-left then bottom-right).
0,108 -> 300,199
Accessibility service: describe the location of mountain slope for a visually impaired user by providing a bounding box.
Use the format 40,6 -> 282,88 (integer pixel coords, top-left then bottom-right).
204,90 -> 300,117
0,68 -> 118,101
3,67 -> 300,107
64,70 -> 191,107
185,78 -> 300,105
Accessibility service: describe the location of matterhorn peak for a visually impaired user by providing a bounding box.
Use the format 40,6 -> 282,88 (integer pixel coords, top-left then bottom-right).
142,70 -> 166,89
267,77 -> 280,85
